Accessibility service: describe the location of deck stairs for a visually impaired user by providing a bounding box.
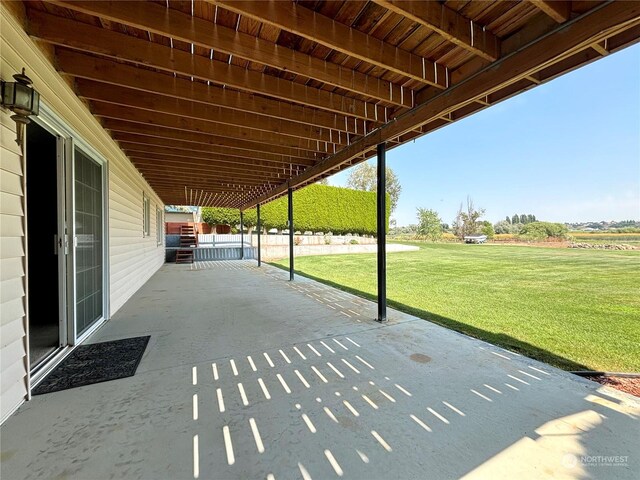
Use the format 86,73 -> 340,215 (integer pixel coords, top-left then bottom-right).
175,225 -> 198,263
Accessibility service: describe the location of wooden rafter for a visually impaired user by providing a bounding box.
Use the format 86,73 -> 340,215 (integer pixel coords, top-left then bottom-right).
45,1 -> 410,108
29,11 -> 389,124
102,120 -> 320,160
372,0 -> 501,61
120,145 -> 306,173
128,158 -> 292,181
112,133 -> 315,166
529,1 -> 571,23
90,102 -> 332,152
211,0 -> 448,88
73,80 -> 345,145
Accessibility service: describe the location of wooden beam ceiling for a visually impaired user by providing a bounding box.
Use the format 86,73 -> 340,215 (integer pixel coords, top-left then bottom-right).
29,11 -> 391,126
102,120 -> 320,160
119,145 -> 308,173
46,0 -> 409,108
74,79 -> 346,145
372,0 -> 501,61
243,1 -> 640,209
20,1 -> 639,208
211,0 -> 448,88
90,101 -> 333,152
112,133 -> 315,167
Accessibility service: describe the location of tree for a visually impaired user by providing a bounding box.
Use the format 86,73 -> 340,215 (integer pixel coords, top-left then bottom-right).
346,163 -> 402,213
416,208 -> 443,241
453,197 -> 485,240
520,214 -> 527,224
512,214 -> 519,225
481,221 -> 495,239
505,216 -> 511,224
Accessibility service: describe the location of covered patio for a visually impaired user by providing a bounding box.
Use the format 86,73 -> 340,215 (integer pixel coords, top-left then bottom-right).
2,1 -> 640,478
2,261 -> 638,479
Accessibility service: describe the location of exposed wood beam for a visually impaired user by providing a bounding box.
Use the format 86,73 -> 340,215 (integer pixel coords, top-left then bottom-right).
91,102 -> 331,152
132,170 -> 267,186
72,78 -> 344,145
102,120 -> 320,160
529,1 -> 571,23
212,0 -> 447,88
590,41 -> 609,56
120,145 -> 307,173
129,157 -> 293,180
372,0 -> 500,61
28,13 -> 381,129
112,133 -> 315,167
152,185 -> 264,193
243,1 -> 640,209
45,1 -> 408,108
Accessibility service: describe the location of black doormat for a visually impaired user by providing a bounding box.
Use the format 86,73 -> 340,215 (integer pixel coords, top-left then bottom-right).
32,336 -> 150,395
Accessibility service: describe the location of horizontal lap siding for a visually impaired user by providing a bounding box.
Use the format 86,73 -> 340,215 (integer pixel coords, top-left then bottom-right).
108,158 -> 164,314
1,4 -> 164,422
0,109 -> 28,422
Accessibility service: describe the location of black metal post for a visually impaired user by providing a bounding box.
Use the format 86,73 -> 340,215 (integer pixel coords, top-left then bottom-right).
240,209 -> 244,260
288,187 -> 294,281
257,203 -> 261,267
376,143 -> 387,322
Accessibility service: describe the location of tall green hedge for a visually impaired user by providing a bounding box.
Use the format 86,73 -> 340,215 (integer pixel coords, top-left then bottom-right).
201,184 -> 389,235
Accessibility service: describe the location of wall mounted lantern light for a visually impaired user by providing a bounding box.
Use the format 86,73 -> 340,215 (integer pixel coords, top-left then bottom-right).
1,68 -> 40,147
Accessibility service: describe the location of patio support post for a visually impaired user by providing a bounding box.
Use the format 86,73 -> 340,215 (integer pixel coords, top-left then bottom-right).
257,203 -> 261,267
288,187 -> 294,281
377,142 -> 387,322
240,209 -> 244,260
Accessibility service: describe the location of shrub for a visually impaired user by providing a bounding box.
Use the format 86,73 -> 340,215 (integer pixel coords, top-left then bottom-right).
519,221 -> 569,240
349,239 -> 359,245
202,185 -> 389,236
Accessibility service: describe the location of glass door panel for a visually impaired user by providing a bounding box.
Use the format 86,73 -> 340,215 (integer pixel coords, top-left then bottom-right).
74,147 -> 103,335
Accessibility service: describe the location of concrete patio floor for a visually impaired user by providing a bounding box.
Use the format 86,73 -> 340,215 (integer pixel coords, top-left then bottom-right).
1,260 -> 638,480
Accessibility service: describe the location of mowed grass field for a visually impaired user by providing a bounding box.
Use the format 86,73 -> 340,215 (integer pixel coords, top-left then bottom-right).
273,243 -> 640,372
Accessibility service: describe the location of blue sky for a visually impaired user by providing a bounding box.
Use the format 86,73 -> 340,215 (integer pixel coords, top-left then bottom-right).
327,44 -> 640,227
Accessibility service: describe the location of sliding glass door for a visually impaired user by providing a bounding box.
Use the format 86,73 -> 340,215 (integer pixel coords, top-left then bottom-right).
73,147 -> 104,336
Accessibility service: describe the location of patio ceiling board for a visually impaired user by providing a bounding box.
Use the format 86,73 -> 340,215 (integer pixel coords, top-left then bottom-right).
19,1 -> 640,207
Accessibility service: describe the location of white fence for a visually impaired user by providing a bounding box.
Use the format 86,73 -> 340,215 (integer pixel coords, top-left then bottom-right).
198,234 -> 247,246
197,233 -> 376,247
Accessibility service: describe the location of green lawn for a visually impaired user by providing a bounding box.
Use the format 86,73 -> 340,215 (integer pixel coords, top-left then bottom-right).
272,243 -> 640,372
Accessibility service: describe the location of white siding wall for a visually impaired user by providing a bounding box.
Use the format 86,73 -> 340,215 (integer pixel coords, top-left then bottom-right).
1,4 -> 165,421
0,110 -> 28,422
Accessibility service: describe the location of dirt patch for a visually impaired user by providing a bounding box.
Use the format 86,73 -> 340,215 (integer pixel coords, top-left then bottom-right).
410,353 -> 431,363
587,376 -> 640,397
